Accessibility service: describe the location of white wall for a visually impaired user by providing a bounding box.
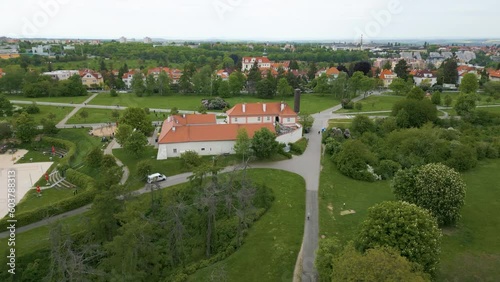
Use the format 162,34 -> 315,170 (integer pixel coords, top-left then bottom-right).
281,117 -> 296,125
276,126 -> 303,144
157,140 -> 236,159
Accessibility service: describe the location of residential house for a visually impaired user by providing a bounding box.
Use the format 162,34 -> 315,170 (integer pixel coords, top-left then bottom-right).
315,67 -> 340,80
216,70 -> 229,81
271,61 -> 290,72
379,69 -> 397,87
43,70 -> 80,81
144,37 -> 152,44
79,69 -> 104,88
156,114 -> 276,159
0,68 -> 4,79
122,70 -> 137,88
457,65 -> 480,84
226,102 -> 298,126
241,56 -> 271,71
489,69 -> 500,82
119,37 -> 127,43
413,70 -> 438,86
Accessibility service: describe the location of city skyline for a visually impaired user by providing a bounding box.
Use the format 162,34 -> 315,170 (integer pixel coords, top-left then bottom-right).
2,0 -> 500,41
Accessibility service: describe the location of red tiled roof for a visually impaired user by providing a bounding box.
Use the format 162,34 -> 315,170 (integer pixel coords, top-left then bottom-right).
158,123 -> 275,144
226,102 -> 297,117
488,69 -> 500,78
379,69 -> 395,79
169,114 -> 217,126
326,67 -> 340,76
79,69 -> 102,79
414,70 -> 436,78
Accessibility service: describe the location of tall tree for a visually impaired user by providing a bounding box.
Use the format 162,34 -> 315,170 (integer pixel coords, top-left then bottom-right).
0,95 -> 13,117
251,127 -> 279,159
389,77 -> 413,96
228,71 -> 245,96
394,59 -> 409,80
13,112 -> 37,143
459,73 -> 479,94
131,72 -> 146,96
356,201 -> 441,275
441,58 -> 459,84
124,130 -> 148,157
119,107 -> 153,135
157,70 -> 171,96
353,61 -> 372,76
234,128 -> 252,161
90,184 -> 124,242
382,61 -> 392,70
307,62 -> 317,80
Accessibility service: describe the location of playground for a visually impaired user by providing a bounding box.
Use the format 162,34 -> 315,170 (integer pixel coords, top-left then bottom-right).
90,125 -> 116,137
0,150 -> 53,218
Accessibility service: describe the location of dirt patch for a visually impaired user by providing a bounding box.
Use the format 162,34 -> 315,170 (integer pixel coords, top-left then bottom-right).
90,125 -> 116,137
340,210 -> 356,216
327,203 -> 333,211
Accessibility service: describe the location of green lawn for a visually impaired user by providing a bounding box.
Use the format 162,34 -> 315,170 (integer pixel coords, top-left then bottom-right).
190,169 -> 305,282
336,95 -> 404,113
89,93 -> 339,114
0,212 -> 90,260
328,119 -> 353,128
441,92 -> 500,107
53,128 -> 102,166
15,188 -> 75,215
2,105 -> 74,125
66,108 -> 166,124
476,105 -> 500,114
7,95 -> 89,104
319,154 -> 500,280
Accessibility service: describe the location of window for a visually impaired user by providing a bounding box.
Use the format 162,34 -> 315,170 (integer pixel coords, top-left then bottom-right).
266,117 -> 270,121
234,118 -> 238,122
257,117 -> 261,121
173,149 -> 177,153
287,118 -> 291,122
201,148 -> 205,151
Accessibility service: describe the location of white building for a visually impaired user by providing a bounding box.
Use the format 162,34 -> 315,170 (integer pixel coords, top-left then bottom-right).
226,102 -> 298,126
413,70 -> 438,86
42,70 -> 79,81
144,37 -> 152,44
379,69 -> 397,87
122,70 -> 136,88
241,56 -> 271,71
119,36 -> 127,43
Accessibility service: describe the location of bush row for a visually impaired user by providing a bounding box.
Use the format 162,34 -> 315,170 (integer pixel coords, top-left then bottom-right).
41,136 -> 77,167
65,168 -> 96,191
0,190 -> 96,230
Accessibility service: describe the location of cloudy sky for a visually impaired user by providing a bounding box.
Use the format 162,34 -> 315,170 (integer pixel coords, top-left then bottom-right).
2,0 -> 499,41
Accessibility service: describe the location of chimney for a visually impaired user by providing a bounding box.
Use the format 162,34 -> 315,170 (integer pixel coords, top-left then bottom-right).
280,102 -> 285,112
172,126 -> 176,132
262,103 -> 266,112
242,103 -> 246,113
294,89 -> 301,113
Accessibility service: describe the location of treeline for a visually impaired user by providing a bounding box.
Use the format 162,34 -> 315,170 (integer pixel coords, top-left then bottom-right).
0,68 -> 87,97
1,166 -> 274,281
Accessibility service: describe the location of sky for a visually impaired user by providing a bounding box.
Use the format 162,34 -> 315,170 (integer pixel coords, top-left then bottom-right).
2,0 -> 500,41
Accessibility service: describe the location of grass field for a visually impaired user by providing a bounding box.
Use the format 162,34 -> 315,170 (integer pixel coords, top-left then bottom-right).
66,107 -> 166,124
53,128 -> 103,166
7,95 -> 89,104
0,212 -> 90,259
2,104 -> 74,125
15,188 -> 75,215
190,169 -> 305,282
319,154 -> 500,280
89,93 -> 339,114
336,95 -> 404,113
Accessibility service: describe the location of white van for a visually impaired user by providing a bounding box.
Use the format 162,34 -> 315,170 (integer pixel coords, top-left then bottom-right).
147,173 -> 167,183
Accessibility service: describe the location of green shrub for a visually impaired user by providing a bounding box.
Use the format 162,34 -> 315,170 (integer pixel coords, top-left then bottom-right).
65,168 -> 96,190
180,151 -> 203,168
375,160 -> 402,180
42,136 -> 77,167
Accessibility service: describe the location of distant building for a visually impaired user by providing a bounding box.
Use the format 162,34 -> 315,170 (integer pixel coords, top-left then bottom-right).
457,65 -> 480,84
489,69 -> 500,82
241,56 -> 271,71
122,70 -> 137,88
144,37 -> 152,44
379,69 -> 397,87
43,70 -> 80,81
118,36 -> 127,44
216,70 -> 229,81
413,70 -> 438,86
226,102 -> 298,126
32,45 -> 51,56
63,45 -> 75,50
147,67 -> 183,84
0,68 -> 5,78
79,69 -> 104,88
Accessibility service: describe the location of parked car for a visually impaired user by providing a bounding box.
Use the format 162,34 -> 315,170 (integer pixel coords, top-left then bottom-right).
147,173 -> 167,183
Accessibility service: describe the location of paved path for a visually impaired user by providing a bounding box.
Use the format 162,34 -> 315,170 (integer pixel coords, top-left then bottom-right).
104,139 -> 129,185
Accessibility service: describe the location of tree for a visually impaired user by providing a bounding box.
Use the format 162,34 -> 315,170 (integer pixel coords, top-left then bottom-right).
111,110 -> 120,121
406,87 -> 425,100
234,128 -> 252,161
0,95 -> 14,116
157,70 -> 171,96
136,160 -> 153,180
483,81 -> 500,98
394,59 -> 409,80
392,99 -> 438,128
0,122 -> 12,140
382,61 -> 392,70
110,89 -> 118,97
353,61 -> 372,76
333,139 -> 377,182
256,79 -> 276,99
86,146 -> 104,168
389,78 -> 413,95
441,59 -> 458,84
277,78 -> 293,98
228,71 -> 245,96
332,244 -> 430,282
356,201 -> 441,275
123,131 -> 148,157
57,74 -> 87,96
119,107 -> 153,135
392,163 -> 466,226
13,112 -> 37,143
114,124 -> 133,146
347,71 -> 365,97
359,76 -> 375,96
145,74 -> 157,96
131,72 -> 146,96
314,74 -> 330,94
444,95 -> 453,107
307,62 -> 317,80
330,72 -> 348,99
192,65 -> 212,94
315,237 -> 342,281
90,184 -> 123,242
351,115 -> 375,136
217,80 -> 230,98
101,154 -> 117,168
454,93 -> 476,117
251,127 -> 279,159
247,62 -> 262,94
459,73 -> 479,94
431,92 -> 441,105
79,109 -> 89,122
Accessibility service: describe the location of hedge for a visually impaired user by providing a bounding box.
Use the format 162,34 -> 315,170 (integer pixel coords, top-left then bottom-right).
65,168 -> 96,191
0,190 -> 96,230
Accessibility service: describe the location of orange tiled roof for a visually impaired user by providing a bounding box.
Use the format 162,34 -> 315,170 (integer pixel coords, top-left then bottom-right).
326,67 -> 340,76
158,123 -> 275,144
242,56 -> 271,64
226,102 -> 297,117
379,69 -> 395,79
488,69 -> 500,78
169,114 -> 217,126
